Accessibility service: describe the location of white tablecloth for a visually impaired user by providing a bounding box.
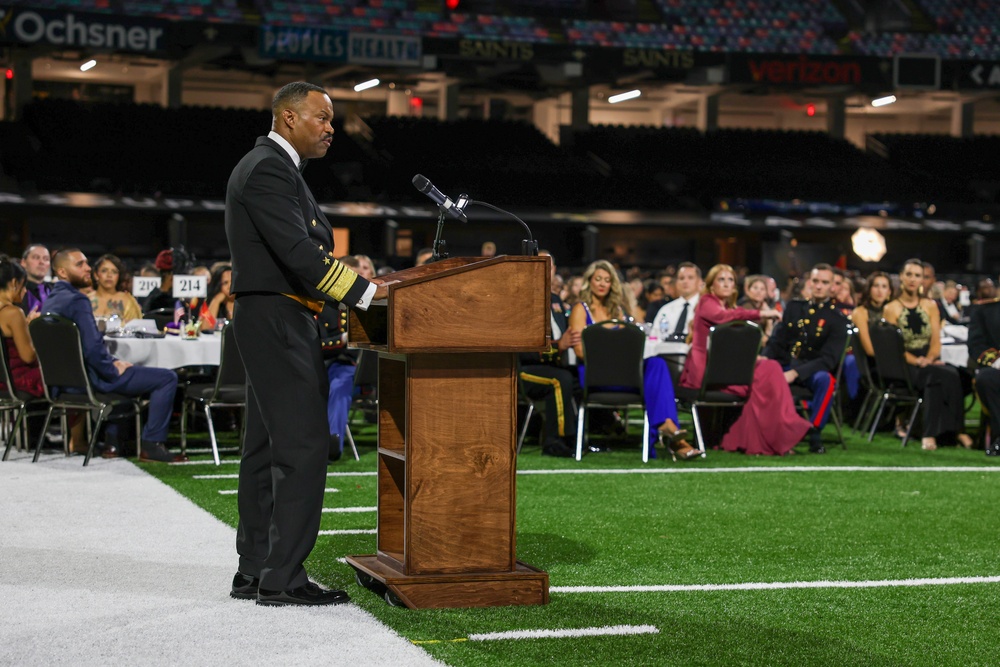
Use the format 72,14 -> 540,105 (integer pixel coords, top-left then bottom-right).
940,344 -> 968,368
105,335 -> 221,368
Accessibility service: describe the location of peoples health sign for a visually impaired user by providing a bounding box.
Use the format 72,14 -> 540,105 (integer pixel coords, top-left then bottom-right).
259,26 -> 421,67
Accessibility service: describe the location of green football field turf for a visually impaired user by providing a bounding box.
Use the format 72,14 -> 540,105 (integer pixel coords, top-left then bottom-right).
146,412 -> 1000,666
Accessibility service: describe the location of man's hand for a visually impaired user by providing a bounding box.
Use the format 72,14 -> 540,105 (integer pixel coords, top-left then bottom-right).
113,359 -> 133,376
372,279 -> 398,301
557,329 -> 581,351
783,369 -> 798,384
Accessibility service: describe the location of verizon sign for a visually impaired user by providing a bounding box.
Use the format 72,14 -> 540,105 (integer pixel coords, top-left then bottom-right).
729,53 -> 886,87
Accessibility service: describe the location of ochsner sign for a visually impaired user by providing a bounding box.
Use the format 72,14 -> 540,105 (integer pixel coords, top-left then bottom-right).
0,8 -> 167,52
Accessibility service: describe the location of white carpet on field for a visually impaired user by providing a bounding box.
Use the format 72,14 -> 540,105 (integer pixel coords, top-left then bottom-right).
0,452 -> 441,667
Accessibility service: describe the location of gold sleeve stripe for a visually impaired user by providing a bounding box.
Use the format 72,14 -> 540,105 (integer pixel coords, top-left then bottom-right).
317,259 -> 359,301
318,262 -> 345,293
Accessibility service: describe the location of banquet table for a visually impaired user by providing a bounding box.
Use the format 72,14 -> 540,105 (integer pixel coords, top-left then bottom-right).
105,334 -> 221,369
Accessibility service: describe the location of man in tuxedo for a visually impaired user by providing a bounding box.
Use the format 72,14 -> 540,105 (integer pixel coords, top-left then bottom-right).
968,294 -> 1000,455
763,263 -> 848,453
43,249 -> 181,463
226,82 -> 389,607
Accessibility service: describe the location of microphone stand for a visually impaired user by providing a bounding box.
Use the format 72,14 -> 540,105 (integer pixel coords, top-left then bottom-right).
431,210 -> 449,262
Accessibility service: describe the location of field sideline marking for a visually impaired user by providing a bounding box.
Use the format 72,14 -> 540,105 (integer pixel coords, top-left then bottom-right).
318,529 -> 377,535
552,575 -> 1000,594
519,466 -> 1000,475
322,506 -> 376,513
412,625 -> 659,645
192,471 -> 376,480
217,488 -> 340,494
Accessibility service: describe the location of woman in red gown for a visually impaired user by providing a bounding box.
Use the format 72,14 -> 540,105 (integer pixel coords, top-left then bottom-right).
680,264 -> 811,455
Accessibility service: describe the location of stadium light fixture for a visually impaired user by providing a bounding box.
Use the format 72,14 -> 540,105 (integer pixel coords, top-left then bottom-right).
80,60 -> 97,72
354,78 -> 380,92
852,227 -> 887,262
608,89 -> 641,104
871,95 -> 896,107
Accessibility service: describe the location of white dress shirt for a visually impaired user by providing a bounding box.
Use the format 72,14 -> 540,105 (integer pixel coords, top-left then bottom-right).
644,294 -> 699,358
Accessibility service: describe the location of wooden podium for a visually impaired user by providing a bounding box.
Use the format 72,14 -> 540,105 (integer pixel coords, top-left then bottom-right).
345,256 -> 552,609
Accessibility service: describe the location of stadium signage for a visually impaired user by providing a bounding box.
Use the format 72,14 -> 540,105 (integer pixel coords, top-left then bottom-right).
967,63 -> 1000,88
747,55 -> 861,85
622,49 -> 695,69
457,40 -> 533,61
0,8 -> 166,52
259,26 -> 347,61
349,33 -> 421,67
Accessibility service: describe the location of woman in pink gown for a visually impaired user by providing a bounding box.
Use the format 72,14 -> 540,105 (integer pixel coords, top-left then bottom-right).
679,264 -> 811,455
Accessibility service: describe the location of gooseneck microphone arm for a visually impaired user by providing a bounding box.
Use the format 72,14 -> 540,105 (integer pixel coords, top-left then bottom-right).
465,199 -> 538,257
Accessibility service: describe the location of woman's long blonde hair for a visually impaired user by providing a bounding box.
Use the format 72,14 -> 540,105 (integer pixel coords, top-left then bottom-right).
580,259 -> 629,320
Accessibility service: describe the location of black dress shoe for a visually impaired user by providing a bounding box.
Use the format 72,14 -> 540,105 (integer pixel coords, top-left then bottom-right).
230,572 -> 259,600
328,434 -> 342,462
987,438 -> 1000,457
257,581 -> 350,607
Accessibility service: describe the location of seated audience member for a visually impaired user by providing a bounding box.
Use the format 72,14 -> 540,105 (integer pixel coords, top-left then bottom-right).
974,277 -> 996,305
737,274 -> 775,341
520,251 -> 580,458
19,244 -> 52,318
320,255 -> 362,462
762,264 -> 849,453
882,259 -> 972,451
205,264 -> 235,326
353,255 -> 376,280
647,262 -> 700,363
43,249 -> 183,463
0,256 -> 44,398
414,247 -> 434,267
680,264 -> 807,455
563,274 -> 584,308
90,254 -> 142,323
570,260 -> 693,460
142,250 -> 178,313
937,280 -> 964,325
921,262 -> 937,298
967,295 -> 1000,456
851,271 -> 893,358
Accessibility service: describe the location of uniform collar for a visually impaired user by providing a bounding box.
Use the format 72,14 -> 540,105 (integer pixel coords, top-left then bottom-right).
267,131 -> 301,170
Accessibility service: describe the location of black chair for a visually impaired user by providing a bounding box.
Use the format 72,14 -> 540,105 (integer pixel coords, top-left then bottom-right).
575,320 -> 649,461
789,325 -> 853,449
867,321 -> 922,446
143,307 -> 175,332
675,321 -> 762,454
342,349 -> 378,461
180,322 -> 245,465
0,337 -> 49,461
851,330 -> 879,435
29,314 -> 143,467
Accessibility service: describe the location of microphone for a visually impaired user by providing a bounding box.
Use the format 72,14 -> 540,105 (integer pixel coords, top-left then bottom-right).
412,174 -> 467,222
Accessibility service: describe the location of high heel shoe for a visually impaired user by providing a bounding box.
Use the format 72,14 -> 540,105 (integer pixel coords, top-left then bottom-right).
658,431 -> 700,461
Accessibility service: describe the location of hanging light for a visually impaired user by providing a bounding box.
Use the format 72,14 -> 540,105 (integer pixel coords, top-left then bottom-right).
871,95 -> 896,107
80,59 -> 97,72
353,78 -> 380,92
851,227 -> 887,262
608,89 -> 641,104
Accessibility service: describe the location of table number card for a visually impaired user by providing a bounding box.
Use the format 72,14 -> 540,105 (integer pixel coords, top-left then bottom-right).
173,275 -> 208,299
132,276 -> 162,298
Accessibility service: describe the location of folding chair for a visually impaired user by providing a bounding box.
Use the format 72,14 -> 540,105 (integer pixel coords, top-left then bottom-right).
342,349 -> 378,461
851,330 -> 879,434
29,314 -> 143,467
0,338 -> 49,461
575,320 -> 649,461
180,322 -> 245,465
867,321 -> 923,447
675,321 -> 762,455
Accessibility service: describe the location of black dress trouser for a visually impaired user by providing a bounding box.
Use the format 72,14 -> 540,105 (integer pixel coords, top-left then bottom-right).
910,363 -> 964,439
232,294 -> 330,592
975,367 -> 1000,438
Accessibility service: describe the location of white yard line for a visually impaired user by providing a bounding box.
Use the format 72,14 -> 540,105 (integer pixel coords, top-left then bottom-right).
318,529 -> 378,535
553,575 -> 1000,594
519,466 -> 1000,475
193,471 -> 376,480
322,506 -> 376,513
